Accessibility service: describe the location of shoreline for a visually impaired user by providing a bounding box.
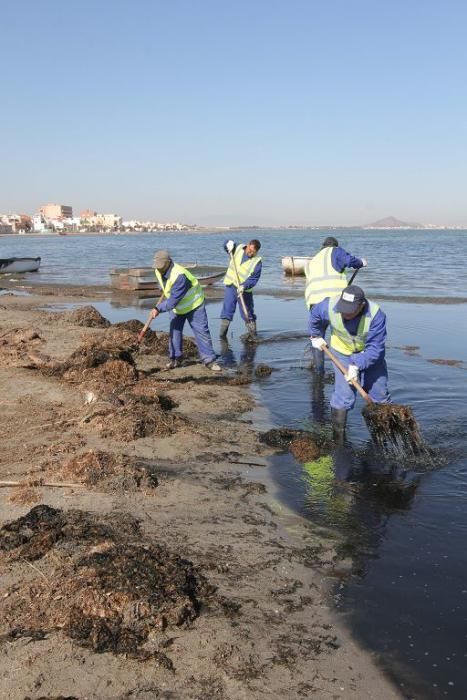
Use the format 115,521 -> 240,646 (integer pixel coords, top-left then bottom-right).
2,276 -> 467,308
0,287 -> 401,699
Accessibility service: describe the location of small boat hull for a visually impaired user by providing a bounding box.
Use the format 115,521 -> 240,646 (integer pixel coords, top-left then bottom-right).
281,256 -> 312,276
0,257 -> 41,273
111,264 -> 225,292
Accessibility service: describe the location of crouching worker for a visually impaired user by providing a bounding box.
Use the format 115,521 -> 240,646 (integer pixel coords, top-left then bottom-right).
151,250 -> 221,371
219,239 -> 262,339
309,285 -> 390,439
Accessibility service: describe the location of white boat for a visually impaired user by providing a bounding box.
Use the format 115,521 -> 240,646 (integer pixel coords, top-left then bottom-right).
0,257 -> 41,273
281,256 -> 312,276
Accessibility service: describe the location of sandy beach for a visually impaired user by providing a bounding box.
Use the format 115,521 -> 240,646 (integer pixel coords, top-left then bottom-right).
0,287 -> 401,700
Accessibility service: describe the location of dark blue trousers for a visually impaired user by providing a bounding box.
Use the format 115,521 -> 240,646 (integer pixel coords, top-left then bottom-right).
220,285 -> 256,322
169,304 -> 216,364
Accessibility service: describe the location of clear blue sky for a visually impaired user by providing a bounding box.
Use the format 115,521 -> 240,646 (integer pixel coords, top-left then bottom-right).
1,0 -> 466,225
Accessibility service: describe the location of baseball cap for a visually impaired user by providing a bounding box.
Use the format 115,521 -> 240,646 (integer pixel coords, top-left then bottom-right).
153,250 -> 171,269
335,285 -> 366,314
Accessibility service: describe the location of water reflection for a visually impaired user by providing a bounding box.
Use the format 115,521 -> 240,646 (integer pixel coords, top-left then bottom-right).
218,336 -> 257,373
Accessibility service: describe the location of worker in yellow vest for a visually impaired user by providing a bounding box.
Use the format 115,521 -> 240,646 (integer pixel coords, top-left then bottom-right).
305,237 -> 367,373
309,285 -> 390,439
219,239 -> 262,339
150,250 -> 221,371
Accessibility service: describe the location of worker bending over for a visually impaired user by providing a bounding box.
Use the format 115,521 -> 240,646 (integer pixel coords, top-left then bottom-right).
150,250 -> 221,371
305,236 -> 367,373
219,239 -> 262,338
309,285 -> 390,438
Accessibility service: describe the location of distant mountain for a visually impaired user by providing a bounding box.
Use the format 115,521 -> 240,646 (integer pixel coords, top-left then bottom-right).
363,216 -> 423,229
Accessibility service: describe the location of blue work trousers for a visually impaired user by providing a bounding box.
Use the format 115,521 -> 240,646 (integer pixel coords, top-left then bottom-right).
220,285 -> 256,322
329,348 -> 391,411
169,304 -> 216,364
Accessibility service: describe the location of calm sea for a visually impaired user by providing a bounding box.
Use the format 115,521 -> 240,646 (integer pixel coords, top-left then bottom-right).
2,228 -> 467,698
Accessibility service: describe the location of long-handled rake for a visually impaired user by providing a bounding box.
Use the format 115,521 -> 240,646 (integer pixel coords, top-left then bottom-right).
322,345 -> 425,457
229,251 -> 257,340
138,291 -> 165,343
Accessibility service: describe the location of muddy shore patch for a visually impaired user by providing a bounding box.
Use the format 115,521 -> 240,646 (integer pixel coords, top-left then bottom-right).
0,505 -> 214,659
0,327 -> 45,367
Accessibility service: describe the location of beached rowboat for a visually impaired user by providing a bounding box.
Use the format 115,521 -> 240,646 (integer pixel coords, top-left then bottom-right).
111,264 -> 225,292
0,257 -> 41,273
281,256 -> 312,276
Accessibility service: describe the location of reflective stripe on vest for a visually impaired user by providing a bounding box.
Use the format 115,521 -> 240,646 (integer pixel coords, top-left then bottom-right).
223,244 -> 262,291
304,248 -> 347,308
328,296 -> 380,355
155,262 -> 204,315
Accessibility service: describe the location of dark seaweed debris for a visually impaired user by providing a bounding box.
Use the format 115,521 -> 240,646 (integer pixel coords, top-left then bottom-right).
0,506 -> 214,656
254,364 -> 274,378
64,305 -> 111,328
427,358 -> 464,368
260,427 -> 331,452
362,403 -> 426,457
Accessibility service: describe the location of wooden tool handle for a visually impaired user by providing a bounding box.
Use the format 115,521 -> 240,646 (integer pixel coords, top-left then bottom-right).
138,312 -> 154,342
138,290 -> 165,342
229,250 -> 250,319
321,344 -> 372,404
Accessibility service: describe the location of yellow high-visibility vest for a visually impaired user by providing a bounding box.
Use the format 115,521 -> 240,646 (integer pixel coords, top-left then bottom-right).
223,245 -> 262,291
328,295 -> 380,355
304,247 -> 347,308
155,262 -> 204,315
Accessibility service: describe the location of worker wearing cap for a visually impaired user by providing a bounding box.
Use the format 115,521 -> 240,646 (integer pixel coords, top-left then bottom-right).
305,237 -> 367,374
219,239 -> 262,339
150,250 -> 221,371
309,285 -> 390,438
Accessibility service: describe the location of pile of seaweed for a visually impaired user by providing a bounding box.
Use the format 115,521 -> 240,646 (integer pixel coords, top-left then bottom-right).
260,426 -> 332,462
109,319 -> 199,358
0,505 -> 214,657
254,363 -> 274,378
62,306 -> 111,328
80,390 -> 180,442
57,450 -> 160,490
39,338 -> 137,381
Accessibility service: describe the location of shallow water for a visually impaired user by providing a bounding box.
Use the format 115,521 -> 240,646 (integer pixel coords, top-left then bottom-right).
2,228 -> 467,301
3,229 -> 467,698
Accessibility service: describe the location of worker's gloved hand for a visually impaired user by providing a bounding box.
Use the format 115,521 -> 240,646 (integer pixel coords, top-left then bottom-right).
360,257 -> 368,267
311,337 -> 327,350
150,308 -> 159,320
345,363 -> 359,383
237,285 -> 245,295
226,240 -> 235,253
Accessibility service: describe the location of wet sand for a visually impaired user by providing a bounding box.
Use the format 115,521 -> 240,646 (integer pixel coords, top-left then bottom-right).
0,288 -> 401,699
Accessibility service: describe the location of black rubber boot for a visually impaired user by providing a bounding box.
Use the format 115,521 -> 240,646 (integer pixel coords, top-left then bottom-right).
331,408 -> 347,443
311,347 -> 325,374
248,320 -> 257,336
219,319 -> 230,338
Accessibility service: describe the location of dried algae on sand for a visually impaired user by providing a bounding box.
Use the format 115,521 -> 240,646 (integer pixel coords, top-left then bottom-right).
0,506 -> 215,658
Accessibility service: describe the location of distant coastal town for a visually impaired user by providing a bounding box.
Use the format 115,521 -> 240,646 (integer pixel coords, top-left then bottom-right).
0,206 -> 464,234
0,203 -> 196,234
